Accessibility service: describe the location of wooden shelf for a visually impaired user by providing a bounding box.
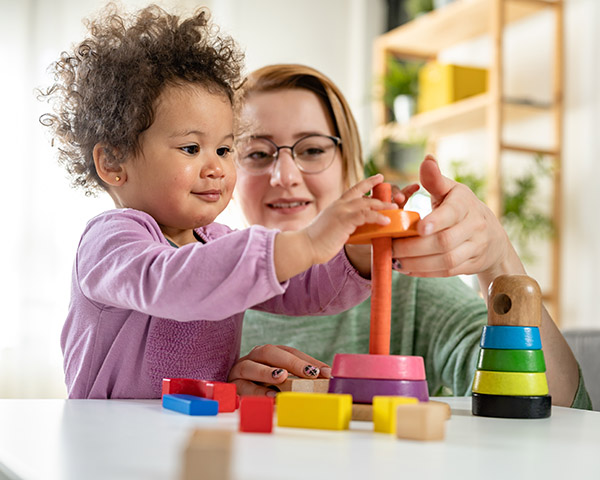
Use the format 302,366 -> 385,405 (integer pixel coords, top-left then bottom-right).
375,94 -> 554,142
372,0 -> 564,323
376,0 -> 557,59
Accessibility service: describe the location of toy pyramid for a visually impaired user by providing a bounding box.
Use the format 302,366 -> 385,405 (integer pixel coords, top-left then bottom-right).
472,274 -> 551,419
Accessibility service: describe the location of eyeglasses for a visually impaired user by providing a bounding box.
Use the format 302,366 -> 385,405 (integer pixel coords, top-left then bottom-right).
235,134 -> 341,175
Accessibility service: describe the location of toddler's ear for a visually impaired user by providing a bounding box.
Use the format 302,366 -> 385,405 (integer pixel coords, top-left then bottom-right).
93,143 -> 126,186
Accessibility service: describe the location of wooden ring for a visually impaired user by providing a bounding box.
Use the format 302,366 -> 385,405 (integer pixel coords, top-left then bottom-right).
347,209 -> 420,244
472,371 -> 549,396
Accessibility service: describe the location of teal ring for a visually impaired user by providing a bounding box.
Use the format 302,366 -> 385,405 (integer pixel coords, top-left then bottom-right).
480,326 -> 542,350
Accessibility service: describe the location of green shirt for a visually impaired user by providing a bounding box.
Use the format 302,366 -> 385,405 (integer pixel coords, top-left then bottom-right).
241,273 -> 592,409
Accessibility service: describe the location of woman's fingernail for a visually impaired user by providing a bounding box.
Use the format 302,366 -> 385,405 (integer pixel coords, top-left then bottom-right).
320,367 -> 332,378
424,223 -> 433,236
304,365 -> 320,377
266,390 -> 277,398
272,368 -> 285,379
392,259 -> 402,270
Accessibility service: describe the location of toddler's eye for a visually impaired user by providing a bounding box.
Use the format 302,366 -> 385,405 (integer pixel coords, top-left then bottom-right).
217,146 -> 232,158
180,145 -> 199,155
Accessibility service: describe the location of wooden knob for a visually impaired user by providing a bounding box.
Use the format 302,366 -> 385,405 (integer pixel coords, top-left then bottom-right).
487,275 -> 542,327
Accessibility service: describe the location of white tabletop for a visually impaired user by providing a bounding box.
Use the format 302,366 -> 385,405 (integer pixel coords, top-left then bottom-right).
0,397 -> 599,480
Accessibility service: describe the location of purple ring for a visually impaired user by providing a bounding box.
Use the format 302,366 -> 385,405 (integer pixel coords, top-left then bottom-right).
328,377 -> 429,403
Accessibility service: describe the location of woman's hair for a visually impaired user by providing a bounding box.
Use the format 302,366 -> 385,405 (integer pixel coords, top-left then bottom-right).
239,64 -> 363,188
39,3 -> 244,195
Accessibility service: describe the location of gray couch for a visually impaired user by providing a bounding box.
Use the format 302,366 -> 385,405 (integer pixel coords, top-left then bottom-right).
563,329 -> 600,411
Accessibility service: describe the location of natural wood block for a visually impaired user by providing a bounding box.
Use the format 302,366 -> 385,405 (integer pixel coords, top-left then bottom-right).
428,400 -> 452,420
351,403 -> 373,422
181,429 -> 232,480
396,402 -> 447,441
373,396 -> 418,434
487,275 -> 542,327
276,392 -> 352,430
276,376 -> 330,393
472,370 -> 548,396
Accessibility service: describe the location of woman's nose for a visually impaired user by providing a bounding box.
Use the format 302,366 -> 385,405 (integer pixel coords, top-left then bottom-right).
270,150 -> 302,188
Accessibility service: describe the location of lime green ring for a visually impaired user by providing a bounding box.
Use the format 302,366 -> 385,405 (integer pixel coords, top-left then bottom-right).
477,349 -> 546,373
472,371 -> 549,396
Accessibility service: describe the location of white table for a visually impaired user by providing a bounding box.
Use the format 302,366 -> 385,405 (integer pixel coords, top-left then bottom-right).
0,397 -> 599,480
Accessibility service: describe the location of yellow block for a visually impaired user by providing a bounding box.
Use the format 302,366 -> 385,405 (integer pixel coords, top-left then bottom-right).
373,396 -> 419,434
276,392 -> 352,430
417,62 -> 488,113
472,370 -> 549,396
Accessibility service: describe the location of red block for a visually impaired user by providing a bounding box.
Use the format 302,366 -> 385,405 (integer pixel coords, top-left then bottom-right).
239,396 -> 274,433
162,378 -> 237,413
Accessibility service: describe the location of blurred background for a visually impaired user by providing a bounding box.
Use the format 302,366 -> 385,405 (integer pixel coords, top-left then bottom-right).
0,0 -> 598,398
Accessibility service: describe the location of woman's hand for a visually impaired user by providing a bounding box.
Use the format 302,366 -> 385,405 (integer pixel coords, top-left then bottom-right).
228,344 -> 331,397
392,155 -> 520,289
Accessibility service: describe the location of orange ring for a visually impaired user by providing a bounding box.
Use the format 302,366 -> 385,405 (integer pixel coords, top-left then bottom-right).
347,209 -> 420,245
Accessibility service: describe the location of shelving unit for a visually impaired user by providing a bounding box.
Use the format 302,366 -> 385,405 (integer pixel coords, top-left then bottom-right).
372,0 -> 563,322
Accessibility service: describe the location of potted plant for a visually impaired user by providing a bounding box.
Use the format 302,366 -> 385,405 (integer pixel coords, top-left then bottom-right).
381,57 -> 422,124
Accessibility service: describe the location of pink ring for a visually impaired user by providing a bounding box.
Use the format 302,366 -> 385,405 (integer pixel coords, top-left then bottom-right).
331,353 -> 426,380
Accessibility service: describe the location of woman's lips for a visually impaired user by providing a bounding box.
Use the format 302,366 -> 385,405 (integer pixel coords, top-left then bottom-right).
194,190 -> 221,202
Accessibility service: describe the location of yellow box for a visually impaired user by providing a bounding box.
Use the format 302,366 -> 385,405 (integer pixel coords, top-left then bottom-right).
276,392 -> 352,430
417,62 -> 488,113
372,396 -> 419,434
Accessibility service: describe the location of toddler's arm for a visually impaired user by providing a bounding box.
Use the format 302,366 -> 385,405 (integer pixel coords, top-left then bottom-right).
272,174 -> 396,282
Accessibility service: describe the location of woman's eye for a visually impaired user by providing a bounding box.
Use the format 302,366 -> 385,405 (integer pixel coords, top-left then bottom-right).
217,146 -> 232,158
246,150 -> 270,160
180,145 -> 199,155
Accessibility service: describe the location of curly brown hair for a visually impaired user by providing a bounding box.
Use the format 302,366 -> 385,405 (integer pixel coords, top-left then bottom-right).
39,3 -> 244,195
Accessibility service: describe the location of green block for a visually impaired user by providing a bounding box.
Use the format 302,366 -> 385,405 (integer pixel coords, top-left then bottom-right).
477,348 -> 546,373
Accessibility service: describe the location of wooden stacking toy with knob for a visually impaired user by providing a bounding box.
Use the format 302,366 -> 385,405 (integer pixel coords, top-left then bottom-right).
471,274 -> 552,419
328,183 -> 427,403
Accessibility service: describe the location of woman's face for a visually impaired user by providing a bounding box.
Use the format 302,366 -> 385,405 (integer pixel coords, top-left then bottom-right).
235,88 -> 345,231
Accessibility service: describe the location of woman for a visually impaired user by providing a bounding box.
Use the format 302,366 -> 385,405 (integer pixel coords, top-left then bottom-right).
227,64 -> 590,409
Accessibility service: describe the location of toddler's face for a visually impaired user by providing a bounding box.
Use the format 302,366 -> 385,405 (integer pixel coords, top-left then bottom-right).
121,83 -> 236,236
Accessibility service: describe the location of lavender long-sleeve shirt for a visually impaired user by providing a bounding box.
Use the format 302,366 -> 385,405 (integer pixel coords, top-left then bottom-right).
61,209 -> 371,399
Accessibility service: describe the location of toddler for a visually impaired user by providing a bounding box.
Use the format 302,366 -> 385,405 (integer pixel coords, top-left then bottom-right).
39,4 -> 394,398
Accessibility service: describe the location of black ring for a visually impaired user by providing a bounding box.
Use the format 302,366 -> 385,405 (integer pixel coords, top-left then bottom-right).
472,393 -> 551,419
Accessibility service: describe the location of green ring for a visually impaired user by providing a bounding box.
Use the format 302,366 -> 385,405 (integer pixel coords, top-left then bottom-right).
477,348 -> 546,373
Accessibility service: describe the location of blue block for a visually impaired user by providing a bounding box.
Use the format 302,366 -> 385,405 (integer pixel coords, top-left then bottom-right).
480,326 -> 542,350
162,394 -> 219,416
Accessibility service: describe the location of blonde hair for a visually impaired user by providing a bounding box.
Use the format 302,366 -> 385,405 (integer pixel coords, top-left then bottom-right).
239,64 -> 363,188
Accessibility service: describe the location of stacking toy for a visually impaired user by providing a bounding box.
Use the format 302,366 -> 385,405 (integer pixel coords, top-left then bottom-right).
472,275 -> 552,419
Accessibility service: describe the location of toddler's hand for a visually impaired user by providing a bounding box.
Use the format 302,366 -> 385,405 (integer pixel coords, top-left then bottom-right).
303,174 -> 397,265
228,344 -> 330,397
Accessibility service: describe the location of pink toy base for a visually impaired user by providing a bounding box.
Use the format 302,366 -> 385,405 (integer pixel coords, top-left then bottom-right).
331,353 -> 426,380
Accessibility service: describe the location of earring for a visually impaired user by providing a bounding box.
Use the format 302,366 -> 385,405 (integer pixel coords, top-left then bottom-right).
115,176 -> 121,182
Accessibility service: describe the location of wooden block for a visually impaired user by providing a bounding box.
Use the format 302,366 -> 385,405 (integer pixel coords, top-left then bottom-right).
328,377 -> 429,403
162,394 -> 218,416
351,403 -> 373,422
428,400 -> 452,420
239,396 -> 274,433
372,396 -> 419,434
396,402 -> 447,441
472,392 -> 552,419
477,348 -> 546,373
331,353 -> 426,380
487,275 -> 542,327
162,378 -> 237,412
275,376 -> 330,393
181,429 -> 232,480
472,370 -> 549,396
480,326 -> 541,350
276,392 -> 352,430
